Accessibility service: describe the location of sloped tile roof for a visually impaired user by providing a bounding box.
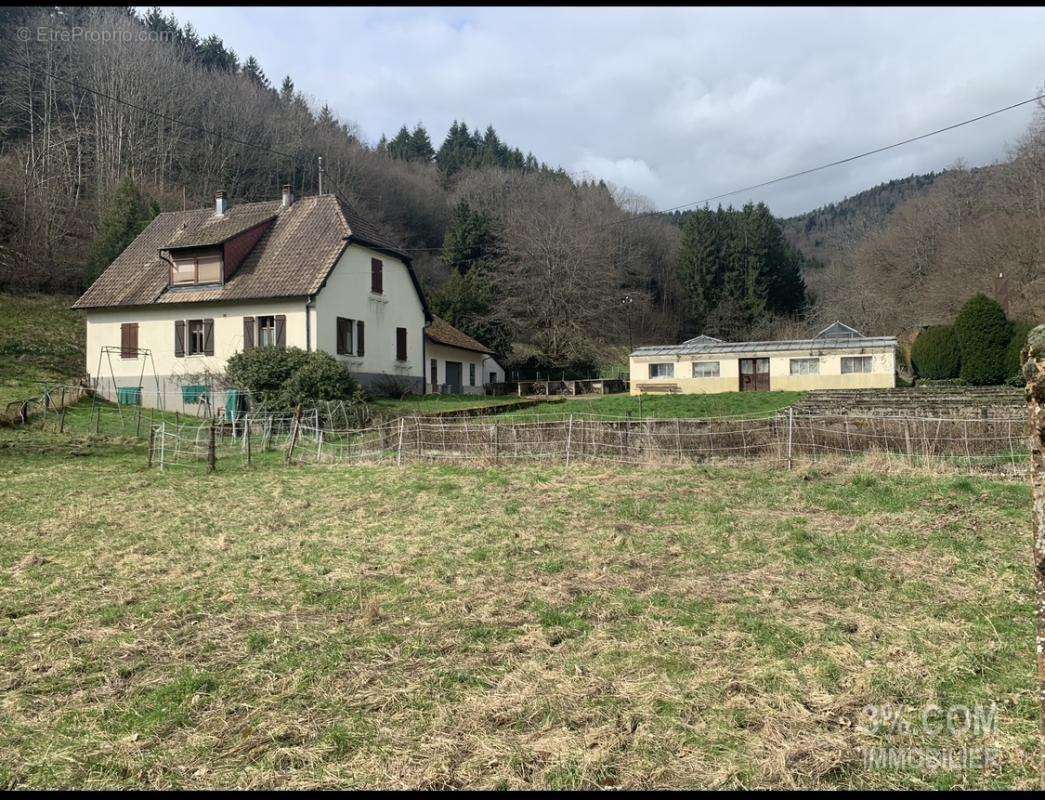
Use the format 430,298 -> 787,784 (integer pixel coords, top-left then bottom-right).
165,203 -> 278,249
73,195 -> 424,312
425,315 -> 494,354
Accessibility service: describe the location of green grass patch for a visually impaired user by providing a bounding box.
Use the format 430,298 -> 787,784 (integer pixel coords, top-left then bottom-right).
499,390 -> 803,421
0,440 -> 1034,788
0,293 -> 83,409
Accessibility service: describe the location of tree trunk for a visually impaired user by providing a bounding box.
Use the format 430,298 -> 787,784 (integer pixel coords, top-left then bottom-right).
1023,324 -> 1045,790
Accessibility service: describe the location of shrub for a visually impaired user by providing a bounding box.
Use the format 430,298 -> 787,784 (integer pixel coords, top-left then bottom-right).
953,294 -> 1011,385
910,325 -> 961,380
1004,321 -> 1035,384
225,347 -> 358,412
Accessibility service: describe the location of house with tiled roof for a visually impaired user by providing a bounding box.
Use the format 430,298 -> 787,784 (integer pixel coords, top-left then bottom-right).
425,315 -> 504,394
75,187 -> 444,410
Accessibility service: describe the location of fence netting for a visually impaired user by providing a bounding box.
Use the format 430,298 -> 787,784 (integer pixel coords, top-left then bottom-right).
146,409 -> 1029,475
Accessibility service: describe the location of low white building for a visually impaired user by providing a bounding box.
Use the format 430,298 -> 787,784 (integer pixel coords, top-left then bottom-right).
74,188 -> 434,411
630,323 -> 898,395
424,315 -> 505,395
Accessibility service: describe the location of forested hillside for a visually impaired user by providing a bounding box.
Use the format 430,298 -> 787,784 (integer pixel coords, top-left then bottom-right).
781,172 -> 941,265
0,6 -> 1040,372
789,147 -> 1044,332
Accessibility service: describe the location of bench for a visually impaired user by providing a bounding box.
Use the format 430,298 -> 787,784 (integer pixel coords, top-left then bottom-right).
636,382 -> 681,394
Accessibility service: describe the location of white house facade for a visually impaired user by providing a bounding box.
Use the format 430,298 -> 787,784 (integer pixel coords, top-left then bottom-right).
74,189 -> 433,412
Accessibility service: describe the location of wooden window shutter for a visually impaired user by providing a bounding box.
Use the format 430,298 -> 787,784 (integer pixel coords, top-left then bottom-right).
336,317 -> 348,355
174,320 -> 185,357
203,319 -> 215,356
371,258 -> 383,294
243,317 -> 255,350
120,323 -> 138,359
356,320 -> 364,357
396,327 -> 407,361
275,315 -> 286,349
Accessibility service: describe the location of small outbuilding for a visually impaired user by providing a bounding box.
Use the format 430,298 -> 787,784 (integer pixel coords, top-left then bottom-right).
629,322 -> 897,395
424,315 -> 505,394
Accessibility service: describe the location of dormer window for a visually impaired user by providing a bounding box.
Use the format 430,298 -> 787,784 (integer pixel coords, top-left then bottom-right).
170,250 -> 223,286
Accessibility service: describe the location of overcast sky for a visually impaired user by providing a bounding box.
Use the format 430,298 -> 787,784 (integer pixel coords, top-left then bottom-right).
160,6 -> 1045,216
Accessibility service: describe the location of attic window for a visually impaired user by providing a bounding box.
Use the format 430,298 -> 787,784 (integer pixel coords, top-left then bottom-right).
171,251 -> 223,286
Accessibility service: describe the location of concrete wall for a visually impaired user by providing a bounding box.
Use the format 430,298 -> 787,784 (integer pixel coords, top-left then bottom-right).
425,341 -> 504,395
629,347 -> 896,395
314,244 -> 426,393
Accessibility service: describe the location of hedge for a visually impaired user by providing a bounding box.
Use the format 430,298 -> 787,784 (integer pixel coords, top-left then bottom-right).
953,294 -> 1011,385
911,325 -> 961,380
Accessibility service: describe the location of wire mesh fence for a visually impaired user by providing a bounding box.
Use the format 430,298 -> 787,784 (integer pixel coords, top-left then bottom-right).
146,408 -> 1031,475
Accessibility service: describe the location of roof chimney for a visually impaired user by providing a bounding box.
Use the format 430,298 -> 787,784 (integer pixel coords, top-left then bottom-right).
281,184 -> 294,208
215,190 -> 229,216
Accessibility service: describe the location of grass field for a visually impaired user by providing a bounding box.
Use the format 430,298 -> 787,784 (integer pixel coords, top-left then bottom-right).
499,391 -> 803,421
0,432 -> 1034,789
0,294 -> 83,409
369,394 -> 535,415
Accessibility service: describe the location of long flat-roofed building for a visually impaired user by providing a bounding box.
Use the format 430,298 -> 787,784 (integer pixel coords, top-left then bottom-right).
629,322 -> 897,395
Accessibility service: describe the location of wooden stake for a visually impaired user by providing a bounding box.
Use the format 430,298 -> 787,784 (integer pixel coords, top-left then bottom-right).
285,406 -> 302,464
1021,325 -> 1045,790
135,404 -> 143,438
58,388 -> 67,434
245,422 -> 252,467
147,426 -> 155,468
208,421 -> 216,472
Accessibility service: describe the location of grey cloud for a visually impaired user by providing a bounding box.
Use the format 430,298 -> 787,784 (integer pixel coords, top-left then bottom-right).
163,6 -> 1045,215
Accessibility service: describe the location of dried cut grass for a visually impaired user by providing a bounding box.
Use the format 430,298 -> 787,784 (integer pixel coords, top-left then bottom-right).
0,452 -> 1035,788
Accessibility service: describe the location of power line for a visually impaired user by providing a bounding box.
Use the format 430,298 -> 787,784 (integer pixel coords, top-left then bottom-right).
596,91 -> 1045,230
0,53 -> 302,164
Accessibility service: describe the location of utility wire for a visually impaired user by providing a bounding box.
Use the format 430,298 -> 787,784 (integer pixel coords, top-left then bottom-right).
1,53 -> 301,163
594,91 -> 1045,230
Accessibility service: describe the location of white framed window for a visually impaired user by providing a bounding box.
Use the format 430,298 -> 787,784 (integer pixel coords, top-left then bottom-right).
692,361 -> 720,378
187,320 -> 206,355
842,355 -> 873,374
258,316 -> 276,349
790,357 -> 819,375
649,362 -> 674,378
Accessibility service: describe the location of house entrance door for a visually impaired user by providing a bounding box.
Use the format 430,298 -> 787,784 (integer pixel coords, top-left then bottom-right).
444,361 -> 463,394
739,358 -> 770,391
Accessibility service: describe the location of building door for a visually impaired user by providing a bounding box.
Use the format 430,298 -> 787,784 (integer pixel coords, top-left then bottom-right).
739,358 -> 770,391
444,361 -> 463,393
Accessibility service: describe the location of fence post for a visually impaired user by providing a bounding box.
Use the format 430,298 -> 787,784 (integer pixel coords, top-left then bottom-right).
147,426 -> 155,468
245,421 -> 252,467
565,414 -> 573,466
208,421 -> 216,473
58,388 -> 67,434
415,415 -> 423,459
493,422 -> 500,464
135,404 -> 143,438
159,422 -> 165,471
1021,325 -> 1045,790
286,406 -> 302,464
396,417 -> 405,466
787,407 -> 794,470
